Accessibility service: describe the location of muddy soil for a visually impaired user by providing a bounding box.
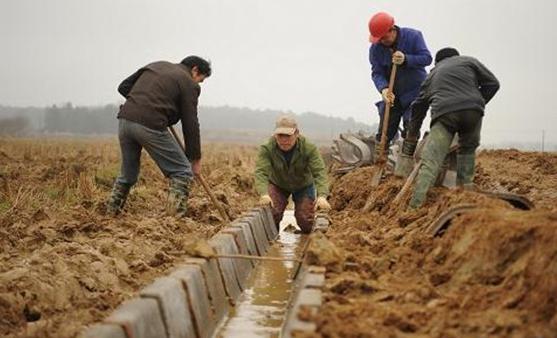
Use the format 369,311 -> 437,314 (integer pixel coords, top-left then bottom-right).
314,150 -> 557,337
0,138 -> 258,338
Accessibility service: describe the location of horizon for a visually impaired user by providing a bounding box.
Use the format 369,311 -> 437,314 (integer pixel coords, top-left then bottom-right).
1,0 -> 557,146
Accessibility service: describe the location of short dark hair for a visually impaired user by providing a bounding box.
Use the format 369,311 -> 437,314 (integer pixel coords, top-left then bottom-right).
435,48 -> 460,64
181,55 -> 212,77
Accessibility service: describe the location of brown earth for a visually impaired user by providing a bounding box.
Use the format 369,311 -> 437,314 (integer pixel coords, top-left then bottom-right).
2,139 -> 556,338
314,149 -> 557,337
0,138 -> 258,338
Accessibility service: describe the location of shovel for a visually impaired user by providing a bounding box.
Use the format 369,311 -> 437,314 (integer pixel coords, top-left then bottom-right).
184,239 -> 302,263
371,63 -> 398,187
168,126 -> 232,222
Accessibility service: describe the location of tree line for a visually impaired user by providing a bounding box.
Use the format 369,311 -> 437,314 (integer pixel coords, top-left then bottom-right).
0,103 -> 372,138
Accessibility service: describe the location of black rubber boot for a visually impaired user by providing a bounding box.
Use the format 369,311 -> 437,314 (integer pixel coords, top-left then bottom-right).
107,182 -> 131,216
167,177 -> 192,217
457,153 -> 476,190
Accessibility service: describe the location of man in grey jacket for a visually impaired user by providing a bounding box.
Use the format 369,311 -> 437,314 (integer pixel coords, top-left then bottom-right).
403,47 -> 500,208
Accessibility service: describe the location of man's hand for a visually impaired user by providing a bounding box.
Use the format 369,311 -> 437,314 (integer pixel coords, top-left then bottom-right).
392,51 -> 405,65
192,159 -> 202,176
315,196 -> 331,211
258,195 -> 273,207
381,88 -> 395,106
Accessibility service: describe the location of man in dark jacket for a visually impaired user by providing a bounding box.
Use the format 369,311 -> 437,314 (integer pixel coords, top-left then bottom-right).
404,48 -> 500,208
368,12 -> 432,155
107,56 -> 212,217
255,115 -> 330,233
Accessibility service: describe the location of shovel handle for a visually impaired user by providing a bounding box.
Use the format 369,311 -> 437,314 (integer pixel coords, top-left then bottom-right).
216,254 -> 301,263
392,159 -> 422,205
377,63 -> 398,164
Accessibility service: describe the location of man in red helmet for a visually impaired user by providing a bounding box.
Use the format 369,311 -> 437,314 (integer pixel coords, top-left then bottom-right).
368,12 -> 432,158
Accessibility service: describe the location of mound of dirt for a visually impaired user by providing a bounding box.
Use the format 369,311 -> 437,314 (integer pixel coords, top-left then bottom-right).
316,150 -> 557,337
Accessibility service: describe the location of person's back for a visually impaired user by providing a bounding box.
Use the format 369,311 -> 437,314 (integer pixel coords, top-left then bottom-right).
118,61 -> 199,131
426,55 -> 499,120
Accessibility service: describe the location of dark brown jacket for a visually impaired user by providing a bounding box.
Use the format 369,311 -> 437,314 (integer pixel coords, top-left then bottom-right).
117,61 -> 201,160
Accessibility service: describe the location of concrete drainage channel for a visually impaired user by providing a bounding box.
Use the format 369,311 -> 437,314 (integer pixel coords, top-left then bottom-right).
80,207 -> 328,338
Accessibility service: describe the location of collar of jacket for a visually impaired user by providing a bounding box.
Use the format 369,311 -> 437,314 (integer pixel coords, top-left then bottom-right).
270,136 -> 304,165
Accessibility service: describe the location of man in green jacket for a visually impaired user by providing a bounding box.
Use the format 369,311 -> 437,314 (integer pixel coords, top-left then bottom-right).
255,115 -> 331,233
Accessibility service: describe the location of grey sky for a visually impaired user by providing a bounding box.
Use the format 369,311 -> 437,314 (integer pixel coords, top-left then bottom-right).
1,0 -> 556,144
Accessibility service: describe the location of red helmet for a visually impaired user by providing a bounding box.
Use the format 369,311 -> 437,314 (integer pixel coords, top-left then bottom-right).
368,12 -> 395,43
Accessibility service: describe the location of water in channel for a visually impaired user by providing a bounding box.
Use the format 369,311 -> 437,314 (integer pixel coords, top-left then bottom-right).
216,209 -> 307,338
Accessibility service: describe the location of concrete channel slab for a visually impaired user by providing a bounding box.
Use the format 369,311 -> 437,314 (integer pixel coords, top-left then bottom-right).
314,213 -> 330,232
260,206 -> 279,239
239,214 -> 270,255
211,233 -> 251,290
79,323 -> 127,338
208,234 -> 243,303
220,227 -> 256,268
247,209 -> 275,242
301,273 -> 325,289
170,265 -> 215,338
228,221 -> 259,258
282,265 -> 326,338
184,257 -> 228,325
105,298 -> 166,338
139,276 -> 196,338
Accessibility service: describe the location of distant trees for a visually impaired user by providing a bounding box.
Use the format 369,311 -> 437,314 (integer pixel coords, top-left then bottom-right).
44,103 -> 118,134
0,103 -> 373,139
0,116 -> 30,136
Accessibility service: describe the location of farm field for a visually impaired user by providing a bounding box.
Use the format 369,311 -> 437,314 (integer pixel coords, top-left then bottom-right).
0,138 -> 556,337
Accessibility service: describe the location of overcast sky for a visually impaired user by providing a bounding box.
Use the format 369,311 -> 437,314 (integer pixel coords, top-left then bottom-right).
1,0 -> 556,144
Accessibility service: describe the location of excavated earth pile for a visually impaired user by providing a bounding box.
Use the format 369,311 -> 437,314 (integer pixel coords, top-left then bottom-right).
314,150 -> 557,337
0,139 -> 258,338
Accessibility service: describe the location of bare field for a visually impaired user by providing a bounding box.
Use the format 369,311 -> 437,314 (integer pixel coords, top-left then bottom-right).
1,139 -> 556,338
0,138 -> 258,338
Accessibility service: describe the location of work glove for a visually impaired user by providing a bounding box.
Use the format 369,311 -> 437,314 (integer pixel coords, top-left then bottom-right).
381,88 -> 395,107
401,139 -> 418,156
392,51 -> 405,65
315,196 -> 331,211
258,194 -> 273,207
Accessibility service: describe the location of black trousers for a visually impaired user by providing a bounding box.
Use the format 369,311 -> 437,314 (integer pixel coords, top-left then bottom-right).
433,109 -> 483,154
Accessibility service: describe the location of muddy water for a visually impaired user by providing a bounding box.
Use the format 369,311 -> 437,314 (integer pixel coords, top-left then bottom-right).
216,210 -> 306,337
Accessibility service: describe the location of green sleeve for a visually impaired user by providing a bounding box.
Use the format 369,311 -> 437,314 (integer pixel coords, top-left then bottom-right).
254,145 -> 271,195
308,144 -> 329,197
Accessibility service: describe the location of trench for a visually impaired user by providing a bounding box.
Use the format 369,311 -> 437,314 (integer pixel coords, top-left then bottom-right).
216,210 -> 307,337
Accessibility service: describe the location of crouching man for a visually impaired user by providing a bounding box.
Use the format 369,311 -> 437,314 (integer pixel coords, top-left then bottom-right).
254,115 -> 331,233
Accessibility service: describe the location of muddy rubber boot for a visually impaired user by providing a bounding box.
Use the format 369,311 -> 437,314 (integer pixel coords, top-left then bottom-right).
107,182 -> 130,216
167,177 -> 191,217
408,164 -> 436,209
408,124 -> 452,209
395,139 -> 418,178
457,153 -> 476,189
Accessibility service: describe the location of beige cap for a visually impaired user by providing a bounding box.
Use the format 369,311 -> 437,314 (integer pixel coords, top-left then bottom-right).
274,115 -> 298,135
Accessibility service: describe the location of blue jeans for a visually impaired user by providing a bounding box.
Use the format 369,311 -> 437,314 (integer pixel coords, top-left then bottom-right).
115,118 -> 193,186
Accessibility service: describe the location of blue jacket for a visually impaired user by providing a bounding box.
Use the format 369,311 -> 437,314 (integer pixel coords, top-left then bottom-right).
369,27 -> 432,119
